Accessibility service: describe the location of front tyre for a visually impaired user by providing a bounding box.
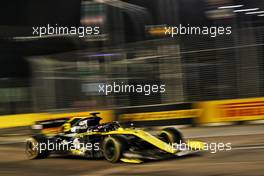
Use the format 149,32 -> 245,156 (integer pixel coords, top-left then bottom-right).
25,135 -> 49,159
102,136 -> 125,163
159,127 -> 183,144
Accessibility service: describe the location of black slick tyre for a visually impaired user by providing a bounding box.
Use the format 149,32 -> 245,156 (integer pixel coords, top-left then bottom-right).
25,135 -> 49,159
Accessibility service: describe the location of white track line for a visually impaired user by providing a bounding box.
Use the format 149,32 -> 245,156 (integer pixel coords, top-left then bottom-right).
232,145 -> 264,150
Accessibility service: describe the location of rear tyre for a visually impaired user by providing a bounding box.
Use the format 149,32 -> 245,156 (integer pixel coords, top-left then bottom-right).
25,135 -> 49,159
102,136 -> 125,163
159,127 -> 183,144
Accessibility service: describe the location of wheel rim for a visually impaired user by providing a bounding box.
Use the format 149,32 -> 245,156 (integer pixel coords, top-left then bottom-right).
25,139 -> 38,159
105,140 -> 116,160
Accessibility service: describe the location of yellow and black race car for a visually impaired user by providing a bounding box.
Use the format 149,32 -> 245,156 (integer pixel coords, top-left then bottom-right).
26,113 -> 204,163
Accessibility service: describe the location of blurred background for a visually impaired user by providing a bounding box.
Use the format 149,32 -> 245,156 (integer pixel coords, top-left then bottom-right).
1,1 -> 264,175
1,0 -> 264,115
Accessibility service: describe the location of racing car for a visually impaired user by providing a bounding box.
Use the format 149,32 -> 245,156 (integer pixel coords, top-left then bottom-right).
26,112 -> 204,163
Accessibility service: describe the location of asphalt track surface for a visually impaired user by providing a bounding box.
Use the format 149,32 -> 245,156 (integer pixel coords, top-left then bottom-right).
0,125 -> 264,176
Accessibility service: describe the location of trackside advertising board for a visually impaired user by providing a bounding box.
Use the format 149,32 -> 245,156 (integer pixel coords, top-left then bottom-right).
116,103 -> 198,127
0,110 -> 113,129
196,97 -> 264,123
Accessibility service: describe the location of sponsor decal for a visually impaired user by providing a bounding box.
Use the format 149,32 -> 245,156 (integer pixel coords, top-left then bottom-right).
120,109 -> 198,121
219,101 -> 264,118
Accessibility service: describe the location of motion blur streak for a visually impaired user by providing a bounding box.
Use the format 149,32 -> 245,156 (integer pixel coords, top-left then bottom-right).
1,0 -> 264,175
1,125 -> 264,176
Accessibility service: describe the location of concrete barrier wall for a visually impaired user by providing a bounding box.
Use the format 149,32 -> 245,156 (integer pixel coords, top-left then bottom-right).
116,103 -> 198,127
1,97 -> 264,129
